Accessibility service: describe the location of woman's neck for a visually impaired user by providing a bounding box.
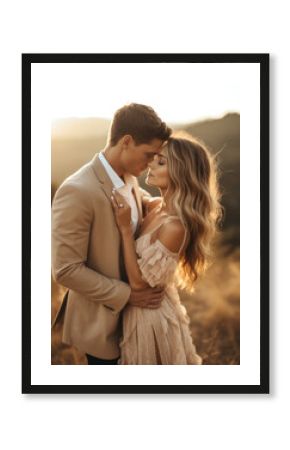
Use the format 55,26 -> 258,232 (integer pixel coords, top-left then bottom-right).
159,188 -> 176,216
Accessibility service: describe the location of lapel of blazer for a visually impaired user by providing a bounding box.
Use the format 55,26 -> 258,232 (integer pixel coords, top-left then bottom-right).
91,152 -> 143,227
90,152 -> 115,200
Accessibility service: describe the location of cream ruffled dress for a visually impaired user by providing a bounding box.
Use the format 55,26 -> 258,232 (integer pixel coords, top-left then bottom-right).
118,222 -> 202,365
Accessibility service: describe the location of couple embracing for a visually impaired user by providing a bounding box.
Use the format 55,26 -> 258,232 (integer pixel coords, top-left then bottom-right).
52,103 -> 221,365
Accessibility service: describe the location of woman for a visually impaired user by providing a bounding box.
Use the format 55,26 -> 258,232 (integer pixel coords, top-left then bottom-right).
111,132 -> 222,364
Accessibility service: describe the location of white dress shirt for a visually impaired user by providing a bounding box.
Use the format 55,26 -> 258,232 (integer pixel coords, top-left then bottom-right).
98,151 -> 139,234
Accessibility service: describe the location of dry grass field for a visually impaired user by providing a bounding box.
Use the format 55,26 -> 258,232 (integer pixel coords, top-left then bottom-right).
51,243 -> 240,365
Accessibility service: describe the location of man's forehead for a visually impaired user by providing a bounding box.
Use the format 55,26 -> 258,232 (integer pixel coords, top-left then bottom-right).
143,140 -> 167,154
154,140 -> 167,152
150,138 -> 166,148
156,142 -> 168,154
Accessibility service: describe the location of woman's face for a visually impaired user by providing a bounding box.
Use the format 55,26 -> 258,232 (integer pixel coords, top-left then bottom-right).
145,146 -> 169,190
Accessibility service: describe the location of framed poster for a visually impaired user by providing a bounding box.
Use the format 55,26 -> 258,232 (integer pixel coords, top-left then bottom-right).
22,53 -> 269,394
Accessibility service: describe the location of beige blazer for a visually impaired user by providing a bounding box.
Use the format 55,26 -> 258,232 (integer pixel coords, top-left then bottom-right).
51,152 -> 149,359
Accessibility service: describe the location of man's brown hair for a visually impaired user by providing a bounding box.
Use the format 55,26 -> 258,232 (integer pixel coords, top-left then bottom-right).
109,103 -> 172,146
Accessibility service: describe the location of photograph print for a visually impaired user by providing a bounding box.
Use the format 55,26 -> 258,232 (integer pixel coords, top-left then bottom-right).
22,53 -> 269,393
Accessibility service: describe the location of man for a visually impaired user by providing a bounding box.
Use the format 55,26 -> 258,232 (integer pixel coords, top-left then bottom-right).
51,103 -> 172,365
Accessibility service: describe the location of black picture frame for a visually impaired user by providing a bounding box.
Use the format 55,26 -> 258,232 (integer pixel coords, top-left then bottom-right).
22,53 -> 269,394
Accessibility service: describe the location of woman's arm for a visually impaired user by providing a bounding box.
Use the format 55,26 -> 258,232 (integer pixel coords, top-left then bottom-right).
119,228 -> 149,290
111,190 -> 149,290
111,190 -> 184,290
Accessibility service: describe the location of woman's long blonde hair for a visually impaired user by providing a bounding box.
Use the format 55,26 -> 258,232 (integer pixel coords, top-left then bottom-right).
166,132 -> 223,292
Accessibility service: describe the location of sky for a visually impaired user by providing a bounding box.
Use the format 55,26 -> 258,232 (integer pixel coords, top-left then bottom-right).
34,62 -> 242,124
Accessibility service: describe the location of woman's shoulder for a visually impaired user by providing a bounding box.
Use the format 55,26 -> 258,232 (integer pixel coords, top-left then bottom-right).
155,216 -> 185,254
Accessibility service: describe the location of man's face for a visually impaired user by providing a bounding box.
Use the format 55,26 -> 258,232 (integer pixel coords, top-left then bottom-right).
120,137 -> 165,177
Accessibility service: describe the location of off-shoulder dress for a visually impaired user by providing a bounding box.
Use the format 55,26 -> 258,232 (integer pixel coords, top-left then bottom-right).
118,220 -> 202,365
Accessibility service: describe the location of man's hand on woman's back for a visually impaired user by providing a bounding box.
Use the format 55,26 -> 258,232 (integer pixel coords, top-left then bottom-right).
128,286 -> 164,309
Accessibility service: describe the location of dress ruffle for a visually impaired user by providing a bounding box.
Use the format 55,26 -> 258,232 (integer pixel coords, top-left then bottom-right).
119,233 -> 202,365
137,238 -> 178,288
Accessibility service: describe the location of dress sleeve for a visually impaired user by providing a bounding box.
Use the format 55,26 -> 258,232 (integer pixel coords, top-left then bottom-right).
137,239 -> 178,287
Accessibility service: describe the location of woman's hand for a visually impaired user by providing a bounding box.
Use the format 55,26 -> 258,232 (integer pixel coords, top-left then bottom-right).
111,189 -> 132,235
145,196 -> 163,215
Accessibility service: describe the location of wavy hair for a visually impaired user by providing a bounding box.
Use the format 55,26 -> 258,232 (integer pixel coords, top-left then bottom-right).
166,132 -> 223,292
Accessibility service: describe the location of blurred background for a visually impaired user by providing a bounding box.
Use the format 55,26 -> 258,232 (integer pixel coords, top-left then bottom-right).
49,62 -> 240,365
51,112 -> 240,365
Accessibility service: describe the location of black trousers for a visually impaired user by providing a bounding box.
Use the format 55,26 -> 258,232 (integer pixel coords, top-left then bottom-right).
86,353 -> 119,365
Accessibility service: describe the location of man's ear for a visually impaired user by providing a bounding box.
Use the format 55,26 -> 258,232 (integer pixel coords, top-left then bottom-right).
122,135 -> 134,148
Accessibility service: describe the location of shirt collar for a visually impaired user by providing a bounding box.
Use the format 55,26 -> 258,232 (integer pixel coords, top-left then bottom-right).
98,152 -> 122,188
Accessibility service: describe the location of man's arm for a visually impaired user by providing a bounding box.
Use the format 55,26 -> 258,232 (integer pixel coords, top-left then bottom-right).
51,182 -> 131,314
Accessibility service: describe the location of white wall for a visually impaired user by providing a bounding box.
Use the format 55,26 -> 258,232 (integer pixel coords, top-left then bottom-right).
1,1 -> 286,449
